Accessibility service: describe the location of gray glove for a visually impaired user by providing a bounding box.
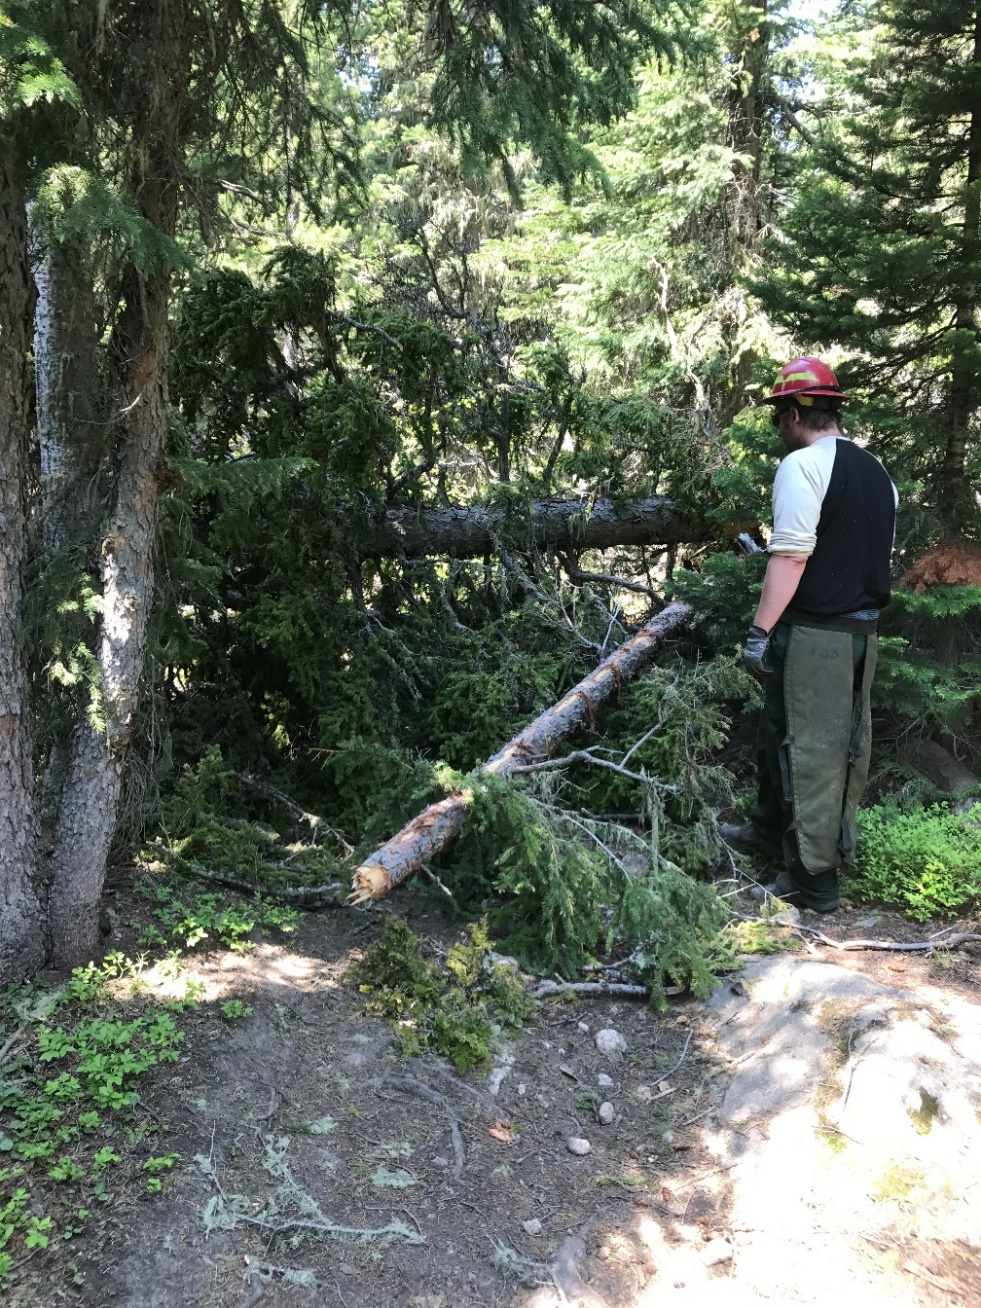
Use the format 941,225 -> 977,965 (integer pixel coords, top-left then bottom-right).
743,624 -> 772,679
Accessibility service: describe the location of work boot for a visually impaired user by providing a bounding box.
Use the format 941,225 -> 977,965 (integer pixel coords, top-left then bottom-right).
718,821 -> 783,860
770,868 -> 840,914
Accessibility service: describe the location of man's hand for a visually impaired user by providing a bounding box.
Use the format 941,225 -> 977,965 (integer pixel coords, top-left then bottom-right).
743,624 -> 772,679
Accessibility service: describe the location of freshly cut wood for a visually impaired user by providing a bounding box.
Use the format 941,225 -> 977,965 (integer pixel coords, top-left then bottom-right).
352,496 -> 710,559
349,601 -> 692,904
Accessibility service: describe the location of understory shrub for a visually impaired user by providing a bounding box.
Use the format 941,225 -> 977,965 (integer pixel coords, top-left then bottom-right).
852,801 -> 981,920
348,916 -> 536,1072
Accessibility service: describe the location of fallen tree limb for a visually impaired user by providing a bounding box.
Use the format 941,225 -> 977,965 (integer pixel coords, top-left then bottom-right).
353,496 -> 711,559
145,840 -> 343,905
534,981 -> 651,1000
792,925 -> 981,953
349,600 -> 692,904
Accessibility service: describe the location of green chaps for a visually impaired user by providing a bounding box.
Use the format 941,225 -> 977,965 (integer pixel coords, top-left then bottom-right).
751,622 -> 877,878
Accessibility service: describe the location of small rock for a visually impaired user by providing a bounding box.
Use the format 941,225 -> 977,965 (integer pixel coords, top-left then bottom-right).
661,1129 -> 675,1145
597,1072 -> 614,1088
658,1080 -> 673,1094
701,1239 -> 733,1267
577,1021 -> 590,1034
598,1102 -> 615,1125
517,1083 -> 526,1096
489,951 -> 520,971
522,1218 -> 542,1236
339,1264 -> 355,1276
535,1093 -> 549,1108
542,1041 -> 553,1050
595,1029 -> 627,1057
559,1063 -> 577,1079
675,1015 -> 689,1026
566,1136 -> 592,1156
432,1156 -> 449,1168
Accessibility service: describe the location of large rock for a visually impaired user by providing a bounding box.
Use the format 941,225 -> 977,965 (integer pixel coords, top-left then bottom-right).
701,957 -> 981,1303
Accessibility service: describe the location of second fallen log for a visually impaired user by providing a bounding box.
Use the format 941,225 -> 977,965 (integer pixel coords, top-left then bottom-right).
348,600 -> 693,904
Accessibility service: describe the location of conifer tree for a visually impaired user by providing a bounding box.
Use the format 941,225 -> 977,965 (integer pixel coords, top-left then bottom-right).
756,0 -> 981,530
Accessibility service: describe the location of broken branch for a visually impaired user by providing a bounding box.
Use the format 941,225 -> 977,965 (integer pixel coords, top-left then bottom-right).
348,601 -> 692,903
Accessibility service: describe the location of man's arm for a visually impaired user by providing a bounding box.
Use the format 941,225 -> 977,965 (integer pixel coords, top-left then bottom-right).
753,554 -> 808,633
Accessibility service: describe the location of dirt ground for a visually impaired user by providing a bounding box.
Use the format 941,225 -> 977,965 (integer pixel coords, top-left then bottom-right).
7,881 -> 981,1308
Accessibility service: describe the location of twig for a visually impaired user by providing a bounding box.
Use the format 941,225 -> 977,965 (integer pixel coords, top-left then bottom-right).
419,864 -> 461,911
511,748 -> 677,793
0,1025 -> 27,1069
791,926 -> 981,954
232,772 -> 353,853
657,1030 -> 693,1082
235,1212 -> 425,1243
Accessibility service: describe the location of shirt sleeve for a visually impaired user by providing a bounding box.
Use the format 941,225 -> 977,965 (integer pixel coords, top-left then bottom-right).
769,439 -> 838,556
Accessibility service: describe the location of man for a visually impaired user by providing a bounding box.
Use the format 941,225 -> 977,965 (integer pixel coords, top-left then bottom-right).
721,357 -> 898,912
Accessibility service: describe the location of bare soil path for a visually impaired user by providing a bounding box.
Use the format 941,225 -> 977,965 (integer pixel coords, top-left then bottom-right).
10,890 -> 981,1308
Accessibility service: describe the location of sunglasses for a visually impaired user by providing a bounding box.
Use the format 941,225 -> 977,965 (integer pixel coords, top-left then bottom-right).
770,407 -> 794,428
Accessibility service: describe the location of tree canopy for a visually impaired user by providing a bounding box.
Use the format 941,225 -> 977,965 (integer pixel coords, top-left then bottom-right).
0,0 -> 978,988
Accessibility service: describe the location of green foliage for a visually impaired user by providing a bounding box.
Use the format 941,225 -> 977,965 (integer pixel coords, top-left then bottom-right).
348,915 -> 536,1073
0,958 -> 187,1287
852,800 -> 981,920
873,587 -> 981,746
137,881 -> 299,954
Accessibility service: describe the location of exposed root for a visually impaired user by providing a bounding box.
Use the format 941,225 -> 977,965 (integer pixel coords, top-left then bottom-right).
370,1074 -> 466,1180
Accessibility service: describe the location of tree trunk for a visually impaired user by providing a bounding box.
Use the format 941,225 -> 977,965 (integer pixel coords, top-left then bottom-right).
349,496 -> 711,560
0,150 -> 46,980
349,600 -> 692,903
48,258 -> 172,966
33,230 -> 107,552
48,329 -> 170,963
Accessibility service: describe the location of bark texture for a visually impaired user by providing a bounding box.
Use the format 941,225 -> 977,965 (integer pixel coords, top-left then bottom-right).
349,600 -> 692,903
33,231 -> 107,550
0,151 -> 46,980
47,10 -> 180,965
350,497 -> 710,559
47,306 -> 170,966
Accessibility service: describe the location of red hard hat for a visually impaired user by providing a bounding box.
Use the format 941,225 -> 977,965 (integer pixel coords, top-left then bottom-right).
764,356 -> 848,405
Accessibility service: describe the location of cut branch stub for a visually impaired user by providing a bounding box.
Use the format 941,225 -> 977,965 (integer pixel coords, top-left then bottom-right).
348,600 -> 692,904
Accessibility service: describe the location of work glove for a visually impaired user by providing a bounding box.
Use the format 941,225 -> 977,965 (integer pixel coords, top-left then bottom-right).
742,624 -> 772,679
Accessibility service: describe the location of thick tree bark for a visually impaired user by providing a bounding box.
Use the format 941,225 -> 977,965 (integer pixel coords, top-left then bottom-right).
47,294 -> 171,966
350,497 -> 710,559
48,38 -> 179,964
349,600 -> 692,903
0,151 -> 46,980
33,230 -> 107,551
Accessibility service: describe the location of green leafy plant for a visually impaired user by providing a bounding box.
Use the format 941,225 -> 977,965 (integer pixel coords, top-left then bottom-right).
348,915 -> 536,1073
852,800 -> 981,919
0,956 -> 188,1288
220,1000 -> 253,1020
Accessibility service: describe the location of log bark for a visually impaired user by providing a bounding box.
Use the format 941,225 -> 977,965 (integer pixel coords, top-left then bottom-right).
0,148 -> 46,980
349,600 -> 692,903
350,497 -> 710,559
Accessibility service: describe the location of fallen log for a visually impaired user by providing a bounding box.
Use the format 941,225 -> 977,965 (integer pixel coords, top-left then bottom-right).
351,496 -> 711,559
348,600 -> 692,904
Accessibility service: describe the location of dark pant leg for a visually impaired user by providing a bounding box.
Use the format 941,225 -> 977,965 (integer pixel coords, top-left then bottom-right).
750,622 -> 791,844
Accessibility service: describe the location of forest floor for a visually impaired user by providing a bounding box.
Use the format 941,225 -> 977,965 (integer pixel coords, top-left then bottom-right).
8,878 -> 981,1308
